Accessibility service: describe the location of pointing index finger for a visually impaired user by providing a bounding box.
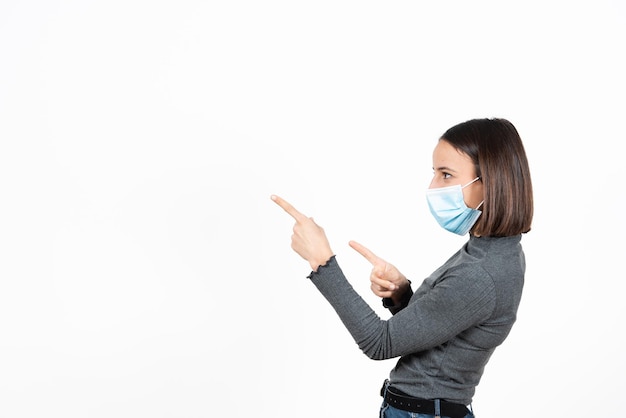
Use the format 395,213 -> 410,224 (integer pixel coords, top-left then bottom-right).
349,240 -> 382,265
271,195 -> 307,222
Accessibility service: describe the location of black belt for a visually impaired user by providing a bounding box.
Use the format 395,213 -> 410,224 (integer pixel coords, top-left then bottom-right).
381,382 -> 469,418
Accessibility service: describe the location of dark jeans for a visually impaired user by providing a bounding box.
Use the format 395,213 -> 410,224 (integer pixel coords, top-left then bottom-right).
379,402 -> 475,418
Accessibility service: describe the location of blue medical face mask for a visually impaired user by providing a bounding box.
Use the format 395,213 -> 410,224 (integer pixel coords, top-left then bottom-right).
426,177 -> 483,235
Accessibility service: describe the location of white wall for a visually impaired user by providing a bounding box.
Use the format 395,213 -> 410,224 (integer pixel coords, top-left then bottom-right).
1,1 -> 624,417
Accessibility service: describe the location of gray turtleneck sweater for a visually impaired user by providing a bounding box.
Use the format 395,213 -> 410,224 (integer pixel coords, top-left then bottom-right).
308,234 -> 525,405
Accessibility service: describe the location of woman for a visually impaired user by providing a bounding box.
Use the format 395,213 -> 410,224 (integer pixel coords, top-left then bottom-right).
271,118 -> 533,418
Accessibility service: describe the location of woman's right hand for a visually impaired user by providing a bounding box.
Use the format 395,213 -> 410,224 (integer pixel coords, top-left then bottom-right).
349,241 -> 410,303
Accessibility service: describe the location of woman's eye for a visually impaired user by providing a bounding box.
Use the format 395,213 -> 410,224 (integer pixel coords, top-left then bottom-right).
442,172 -> 452,179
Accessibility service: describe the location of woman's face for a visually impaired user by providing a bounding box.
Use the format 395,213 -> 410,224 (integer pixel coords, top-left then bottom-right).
429,139 -> 484,209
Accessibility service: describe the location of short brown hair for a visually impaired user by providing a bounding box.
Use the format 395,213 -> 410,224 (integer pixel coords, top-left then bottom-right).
441,118 -> 533,237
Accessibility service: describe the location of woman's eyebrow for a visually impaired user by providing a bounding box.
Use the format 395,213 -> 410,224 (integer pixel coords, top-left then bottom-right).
433,165 -> 458,173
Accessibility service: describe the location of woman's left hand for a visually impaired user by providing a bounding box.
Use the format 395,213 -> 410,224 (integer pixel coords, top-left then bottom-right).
271,195 -> 334,271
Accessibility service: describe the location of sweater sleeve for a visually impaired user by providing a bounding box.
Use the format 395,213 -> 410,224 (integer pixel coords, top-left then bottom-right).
308,256 -> 496,360
382,285 -> 413,315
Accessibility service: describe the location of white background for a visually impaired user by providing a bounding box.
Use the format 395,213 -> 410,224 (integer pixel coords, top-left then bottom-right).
1,1 -> 625,417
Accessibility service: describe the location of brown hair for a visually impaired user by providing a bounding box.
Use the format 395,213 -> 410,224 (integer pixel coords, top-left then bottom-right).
441,118 -> 533,237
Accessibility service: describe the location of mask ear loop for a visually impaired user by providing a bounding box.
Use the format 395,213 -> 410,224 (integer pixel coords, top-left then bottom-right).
461,176 -> 481,189
475,176 -> 484,210
462,177 -> 483,210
